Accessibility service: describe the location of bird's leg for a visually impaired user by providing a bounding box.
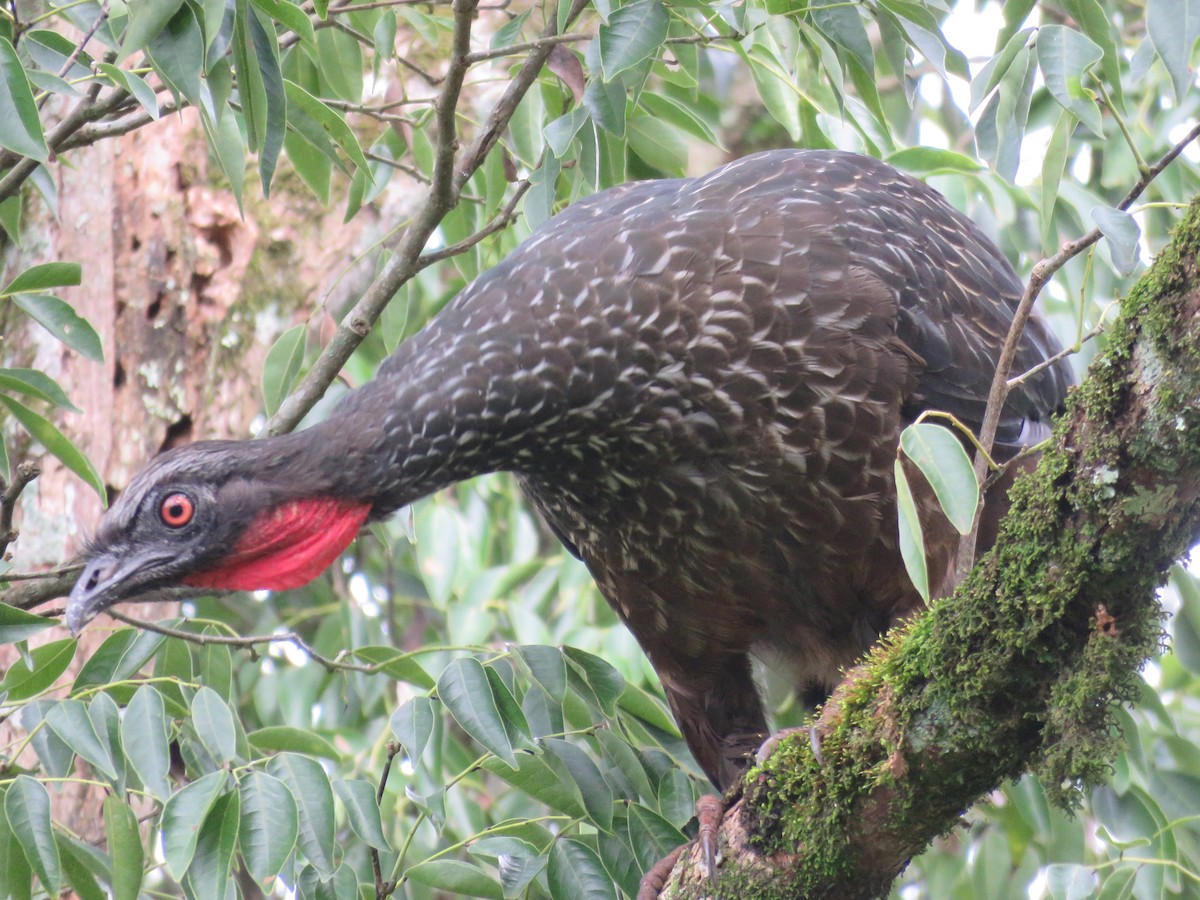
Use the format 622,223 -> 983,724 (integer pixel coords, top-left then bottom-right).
635,654 -> 766,896
635,794 -> 727,900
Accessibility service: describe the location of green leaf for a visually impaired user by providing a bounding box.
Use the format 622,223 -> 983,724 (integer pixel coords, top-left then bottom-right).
55,834 -> 103,900
74,627 -> 166,689
0,604 -> 55,643
970,27 -> 1033,112
438,657 -> 517,767
250,0 -> 316,53
1036,25 -> 1104,138
266,752 -> 336,876
1147,0 -> 1200,103
626,115 -> 687,174
0,637 -> 75,700
262,324 -> 306,415
899,424 -> 979,534
406,859 -> 504,899
191,685 -> 237,764
160,770 -> 228,880
542,738 -> 614,832
104,797 -> 143,900
248,725 -> 341,760
0,368 -> 78,411
5,776 -> 61,895
349,645 -> 435,687
518,645 -> 568,703
284,80 -> 371,175
247,4 -> 287,195
1090,206 -> 1141,276
564,648 -> 625,716
597,0 -> 668,82
547,838 -> 616,900
0,796 -> 32,900
45,699 -> 117,779
96,63 -> 160,119
23,30 -> 93,81
121,685 -> 172,802
1062,0 -> 1124,113
0,37 -> 49,162
809,0 -> 873,75
10,293 -> 102,361
894,459 -> 930,602
886,148 -> 982,176
182,791 -> 240,900
1,262 -> 81,294
333,779 -> 391,851
637,92 -> 721,147
238,770 -> 299,883
1040,110 -> 1072,251
315,25 -> 363,103
119,0 -> 185,60
544,107 -> 590,159
482,753 -> 586,818
205,101 -> 246,208
390,695 -> 437,763
1095,865 -> 1138,900
146,4 -> 204,108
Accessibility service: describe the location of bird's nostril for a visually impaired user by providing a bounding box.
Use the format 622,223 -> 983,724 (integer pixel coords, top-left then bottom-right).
84,563 -> 107,592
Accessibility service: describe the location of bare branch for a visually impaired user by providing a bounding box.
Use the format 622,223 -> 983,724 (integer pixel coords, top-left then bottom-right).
0,463 -> 41,559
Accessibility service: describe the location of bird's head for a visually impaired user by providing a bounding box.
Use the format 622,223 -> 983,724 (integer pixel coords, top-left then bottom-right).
65,437 -> 371,634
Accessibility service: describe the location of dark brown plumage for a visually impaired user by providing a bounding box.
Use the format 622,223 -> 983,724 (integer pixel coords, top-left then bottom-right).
67,149 -> 1071,790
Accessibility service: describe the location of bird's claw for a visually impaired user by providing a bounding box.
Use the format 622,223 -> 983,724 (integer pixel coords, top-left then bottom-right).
635,793 -> 726,899
755,724 -> 824,766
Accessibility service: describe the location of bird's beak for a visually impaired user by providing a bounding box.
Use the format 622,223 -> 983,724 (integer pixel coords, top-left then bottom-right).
65,548 -> 170,635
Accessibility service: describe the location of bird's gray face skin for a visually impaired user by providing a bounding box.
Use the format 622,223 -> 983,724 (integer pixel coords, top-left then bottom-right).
64,440 -> 273,634
65,477 -> 228,634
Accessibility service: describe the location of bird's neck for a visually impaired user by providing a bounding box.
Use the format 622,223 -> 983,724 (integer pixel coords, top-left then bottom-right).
306,306 -> 630,517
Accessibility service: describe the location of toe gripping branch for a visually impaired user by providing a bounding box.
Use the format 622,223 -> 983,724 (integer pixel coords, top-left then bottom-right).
636,793 -> 726,899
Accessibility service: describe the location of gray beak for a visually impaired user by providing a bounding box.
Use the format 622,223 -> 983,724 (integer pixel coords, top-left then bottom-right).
65,549 -> 172,635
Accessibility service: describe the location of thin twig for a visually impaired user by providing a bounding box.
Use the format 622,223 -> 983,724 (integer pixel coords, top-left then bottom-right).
417,176 -> 533,266
0,463 -> 41,559
42,0 -> 109,108
105,609 -> 381,673
371,742 -> 403,898
954,119 -> 1200,580
465,31 -> 590,64
1006,319 -> 1106,390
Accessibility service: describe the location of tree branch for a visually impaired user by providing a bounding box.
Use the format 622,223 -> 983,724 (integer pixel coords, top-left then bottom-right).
264,0 -> 590,436
660,195 -> 1200,898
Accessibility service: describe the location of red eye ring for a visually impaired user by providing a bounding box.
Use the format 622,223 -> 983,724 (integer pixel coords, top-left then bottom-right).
160,493 -> 195,528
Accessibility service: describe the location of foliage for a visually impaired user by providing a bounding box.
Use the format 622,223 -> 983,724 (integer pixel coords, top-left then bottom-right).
0,0 -> 1199,897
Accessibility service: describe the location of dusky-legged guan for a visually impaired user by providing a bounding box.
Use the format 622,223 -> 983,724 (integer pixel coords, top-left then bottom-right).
67,149 -> 1072,791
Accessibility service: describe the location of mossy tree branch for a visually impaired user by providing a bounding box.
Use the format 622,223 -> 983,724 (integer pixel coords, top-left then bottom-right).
661,197 -> 1200,898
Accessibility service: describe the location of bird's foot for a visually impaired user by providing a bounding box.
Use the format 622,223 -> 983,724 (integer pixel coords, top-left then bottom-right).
756,724 -> 824,766
635,793 -> 726,899
636,845 -> 683,900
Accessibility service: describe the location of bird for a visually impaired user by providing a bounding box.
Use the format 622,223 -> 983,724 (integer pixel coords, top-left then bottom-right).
66,149 -> 1072,794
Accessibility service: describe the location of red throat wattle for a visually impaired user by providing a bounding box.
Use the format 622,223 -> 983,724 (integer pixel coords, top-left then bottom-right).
183,497 -> 371,591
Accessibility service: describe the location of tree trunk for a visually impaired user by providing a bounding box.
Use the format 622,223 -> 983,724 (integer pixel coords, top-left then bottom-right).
661,198 -> 1200,898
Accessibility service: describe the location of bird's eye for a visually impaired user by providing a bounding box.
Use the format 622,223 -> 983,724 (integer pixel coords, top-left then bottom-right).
160,493 -> 195,528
